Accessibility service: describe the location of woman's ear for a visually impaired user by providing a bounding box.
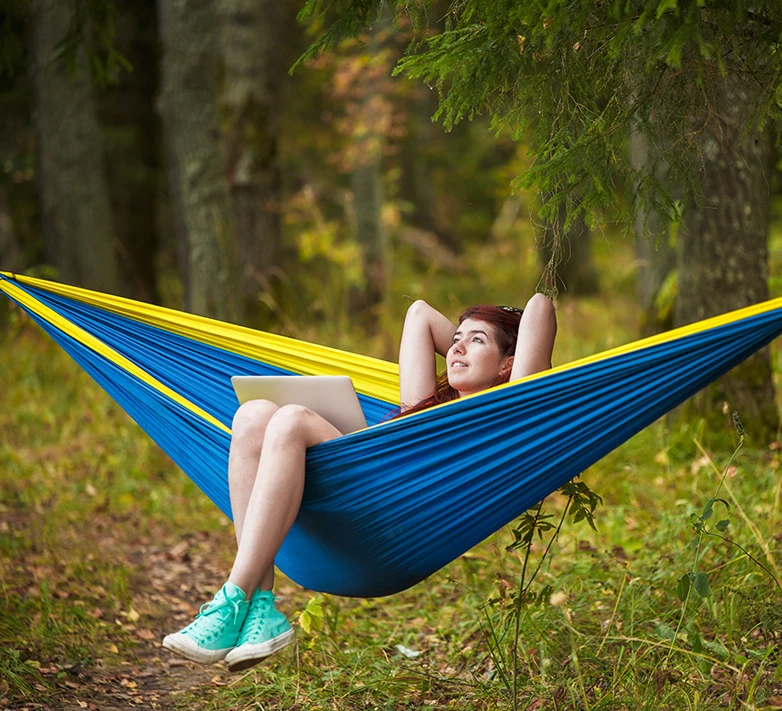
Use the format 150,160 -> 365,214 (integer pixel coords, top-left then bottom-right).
500,356 -> 514,377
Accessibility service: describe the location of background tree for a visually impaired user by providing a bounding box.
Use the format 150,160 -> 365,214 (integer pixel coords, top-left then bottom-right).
630,130 -> 676,335
0,0 -> 31,279
98,0 -> 161,303
675,56 -> 777,438
157,0 -> 241,321
30,0 -> 124,295
344,25 -> 393,328
219,0 -> 298,319
299,0 -> 782,439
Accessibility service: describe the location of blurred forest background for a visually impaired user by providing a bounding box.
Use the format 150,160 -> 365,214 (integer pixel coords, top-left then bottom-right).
2,3 -> 782,709
1,0 -> 782,439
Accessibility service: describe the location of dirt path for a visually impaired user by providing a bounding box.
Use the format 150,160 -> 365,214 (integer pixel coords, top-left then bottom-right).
3,521 -> 245,711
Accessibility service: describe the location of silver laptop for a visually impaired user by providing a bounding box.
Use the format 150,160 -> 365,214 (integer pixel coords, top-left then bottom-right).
231,375 -> 368,435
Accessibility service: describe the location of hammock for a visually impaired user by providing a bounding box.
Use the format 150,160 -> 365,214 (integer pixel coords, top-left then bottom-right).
2,271 -> 781,598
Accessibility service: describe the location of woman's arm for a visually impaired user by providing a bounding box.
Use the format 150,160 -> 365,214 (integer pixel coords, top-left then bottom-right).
398,300 -> 456,411
509,293 -> 557,382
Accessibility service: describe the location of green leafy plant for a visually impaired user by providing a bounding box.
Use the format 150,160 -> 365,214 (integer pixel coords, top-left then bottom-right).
677,413 -> 782,607
486,478 -> 603,711
669,412 -> 782,679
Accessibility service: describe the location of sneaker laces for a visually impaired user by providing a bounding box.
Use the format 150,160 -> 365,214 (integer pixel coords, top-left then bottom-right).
196,596 -> 244,626
243,596 -> 274,633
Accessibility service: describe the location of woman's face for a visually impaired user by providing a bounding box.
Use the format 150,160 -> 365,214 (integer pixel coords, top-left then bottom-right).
446,318 -> 513,397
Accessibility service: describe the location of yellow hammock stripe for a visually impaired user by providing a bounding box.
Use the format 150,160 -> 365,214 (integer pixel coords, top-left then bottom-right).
0,276 -> 231,434
1,273 -> 400,404
424,294 -> 782,415
3,273 -> 781,413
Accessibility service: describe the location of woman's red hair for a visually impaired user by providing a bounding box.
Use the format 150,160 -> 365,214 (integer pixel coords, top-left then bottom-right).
395,304 -> 522,418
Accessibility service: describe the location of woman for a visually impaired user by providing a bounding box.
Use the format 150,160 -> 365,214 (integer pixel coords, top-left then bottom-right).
163,294 -> 556,672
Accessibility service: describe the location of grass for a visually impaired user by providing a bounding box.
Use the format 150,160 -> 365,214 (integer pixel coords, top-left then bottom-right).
1,240 -> 781,709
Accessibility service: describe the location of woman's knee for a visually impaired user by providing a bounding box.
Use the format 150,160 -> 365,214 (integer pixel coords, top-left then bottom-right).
264,404 -> 314,443
231,399 -> 279,440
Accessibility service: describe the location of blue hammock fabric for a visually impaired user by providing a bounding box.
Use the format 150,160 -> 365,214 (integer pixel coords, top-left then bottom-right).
2,272 -> 781,597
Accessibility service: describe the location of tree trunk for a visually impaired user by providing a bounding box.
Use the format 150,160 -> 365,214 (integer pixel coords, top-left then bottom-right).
676,68 -> 778,442
157,0 -> 241,322
347,34 -> 387,329
0,186 -> 23,273
98,1 -> 161,303
349,156 -> 385,325
219,0 -> 292,320
629,130 -> 676,336
0,187 -> 22,329
30,0 -> 123,294
399,87 -> 451,243
538,199 -> 598,298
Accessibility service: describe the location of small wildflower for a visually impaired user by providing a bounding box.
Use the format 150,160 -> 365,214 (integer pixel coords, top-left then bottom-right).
549,590 -> 567,607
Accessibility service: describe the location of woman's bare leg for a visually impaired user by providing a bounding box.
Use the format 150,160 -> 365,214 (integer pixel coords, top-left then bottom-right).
228,399 -> 279,543
227,399 -> 280,591
227,405 -> 341,595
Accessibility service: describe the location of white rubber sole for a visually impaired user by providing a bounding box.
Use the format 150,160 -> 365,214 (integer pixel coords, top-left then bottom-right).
225,629 -> 295,672
162,632 -> 232,664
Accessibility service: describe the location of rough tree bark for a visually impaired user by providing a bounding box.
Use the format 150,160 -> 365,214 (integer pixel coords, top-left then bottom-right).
676,66 -> 778,442
157,0 -> 241,321
30,0 -> 123,294
629,130 -> 676,336
98,1 -> 161,303
219,0 -> 293,318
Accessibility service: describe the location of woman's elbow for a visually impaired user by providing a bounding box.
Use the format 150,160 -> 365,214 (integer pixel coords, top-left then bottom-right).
405,299 -> 432,324
527,293 -> 557,326
526,292 -> 554,312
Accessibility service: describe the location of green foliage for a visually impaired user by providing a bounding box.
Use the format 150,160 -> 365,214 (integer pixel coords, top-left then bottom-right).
299,594 -> 326,635
3,301 -> 782,709
294,0 -> 426,72
300,0 -> 782,233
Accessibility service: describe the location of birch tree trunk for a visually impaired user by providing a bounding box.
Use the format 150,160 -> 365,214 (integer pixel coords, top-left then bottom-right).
30,0 -> 123,294
219,0 -> 291,317
676,66 -> 778,442
158,0 -> 241,321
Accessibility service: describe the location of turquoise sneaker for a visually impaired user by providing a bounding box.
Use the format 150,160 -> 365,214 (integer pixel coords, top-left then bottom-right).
224,590 -> 294,672
162,582 -> 249,664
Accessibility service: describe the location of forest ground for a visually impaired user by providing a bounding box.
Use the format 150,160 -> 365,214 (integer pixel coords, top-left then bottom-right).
2,242 -> 782,709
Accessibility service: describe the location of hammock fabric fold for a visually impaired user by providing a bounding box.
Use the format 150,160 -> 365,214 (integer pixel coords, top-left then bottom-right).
2,271 -> 781,597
